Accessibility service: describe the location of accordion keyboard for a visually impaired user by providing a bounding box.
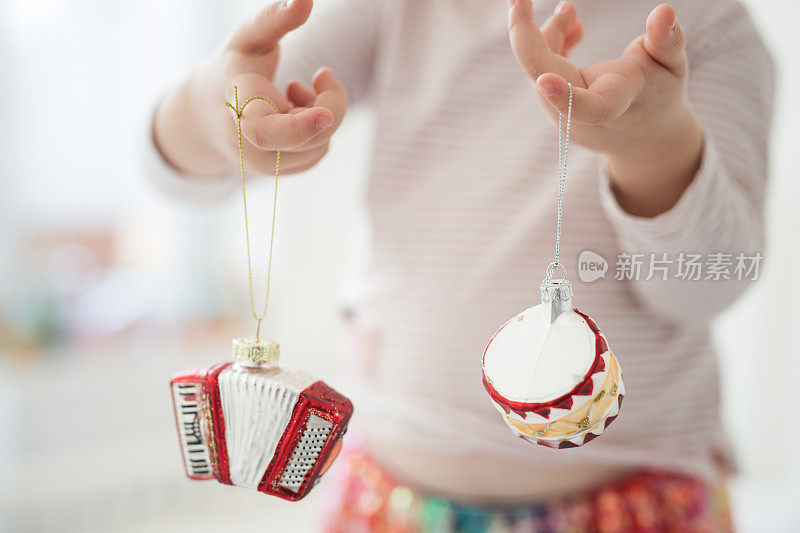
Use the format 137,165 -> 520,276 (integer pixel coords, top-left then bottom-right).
172,382 -> 212,477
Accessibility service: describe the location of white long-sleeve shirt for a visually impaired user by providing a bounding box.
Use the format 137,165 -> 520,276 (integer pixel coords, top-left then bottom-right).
147,0 -> 774,481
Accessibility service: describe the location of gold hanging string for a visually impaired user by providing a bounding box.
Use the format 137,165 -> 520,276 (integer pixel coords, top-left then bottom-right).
225,86 -> 280,342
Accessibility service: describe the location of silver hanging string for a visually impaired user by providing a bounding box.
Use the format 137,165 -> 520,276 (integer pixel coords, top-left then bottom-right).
544,82 -> 573,285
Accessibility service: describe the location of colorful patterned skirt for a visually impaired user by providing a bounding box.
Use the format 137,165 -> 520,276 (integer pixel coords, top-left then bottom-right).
319,443 -> 733,533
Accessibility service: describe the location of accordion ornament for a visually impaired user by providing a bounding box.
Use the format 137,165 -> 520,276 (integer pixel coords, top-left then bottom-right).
170,337 -> 353,501
482,277 -> 624,448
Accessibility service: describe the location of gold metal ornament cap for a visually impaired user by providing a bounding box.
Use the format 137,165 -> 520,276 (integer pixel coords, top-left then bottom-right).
232,337 -> 280,366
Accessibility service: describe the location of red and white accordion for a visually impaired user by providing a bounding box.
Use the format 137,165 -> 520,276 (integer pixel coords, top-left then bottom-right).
170,338 -> 353,501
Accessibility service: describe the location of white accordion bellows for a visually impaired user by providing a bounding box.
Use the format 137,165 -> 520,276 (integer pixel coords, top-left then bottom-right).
218,365 -> 314,488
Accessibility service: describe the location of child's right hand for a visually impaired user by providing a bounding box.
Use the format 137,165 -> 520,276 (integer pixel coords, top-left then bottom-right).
153,0 -> 347,177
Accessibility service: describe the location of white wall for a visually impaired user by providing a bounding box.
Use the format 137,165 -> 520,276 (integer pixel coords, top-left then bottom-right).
714,1 -> 800,529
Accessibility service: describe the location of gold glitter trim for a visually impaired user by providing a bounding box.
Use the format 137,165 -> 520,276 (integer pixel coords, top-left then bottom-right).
593,390 -> 605,403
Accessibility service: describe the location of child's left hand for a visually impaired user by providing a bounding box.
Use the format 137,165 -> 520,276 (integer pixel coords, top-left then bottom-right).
508,1 -> 705,217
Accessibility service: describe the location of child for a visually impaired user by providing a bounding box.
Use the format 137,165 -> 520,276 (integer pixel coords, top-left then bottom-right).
149,0 -> 773,530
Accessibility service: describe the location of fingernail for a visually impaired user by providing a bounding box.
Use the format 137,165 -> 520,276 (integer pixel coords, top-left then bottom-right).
281,0 -> 293,10
316,114 -> 333,130
538,81 -> 558,97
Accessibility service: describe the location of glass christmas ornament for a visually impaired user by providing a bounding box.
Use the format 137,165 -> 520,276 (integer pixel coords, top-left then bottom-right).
170,337 -> 353,501
481,84 -> 623,448
482,276 -> 624,448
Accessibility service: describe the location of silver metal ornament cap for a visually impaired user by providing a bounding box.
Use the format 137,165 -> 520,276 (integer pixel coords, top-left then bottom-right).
540,277 -> 574,324
540,278 -> 573,303
232,337 -> 280,366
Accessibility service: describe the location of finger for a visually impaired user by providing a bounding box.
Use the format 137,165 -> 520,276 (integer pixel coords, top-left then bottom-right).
536,71 -> 643,125
644,4 -> 687,75
286,79 -> 316,108
508,0 -> 560,80
283,69 -> 349,153
229,72 -> 291,114
541,1 -> 578,56
241,106 -> 333,151
311,68 -> 348,125
228,0 -> 313,54
244,142 -> 328,174
563,22 -> 584,54
278,143 -> 330,173
286,68 -> 347,151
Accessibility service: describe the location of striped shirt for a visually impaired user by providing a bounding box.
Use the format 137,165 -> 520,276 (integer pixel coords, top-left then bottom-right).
148,0 -> 773,481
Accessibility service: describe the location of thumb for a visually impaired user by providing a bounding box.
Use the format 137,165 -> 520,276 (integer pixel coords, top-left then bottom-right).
228,0 -> 313,54
644,4 -> 687,76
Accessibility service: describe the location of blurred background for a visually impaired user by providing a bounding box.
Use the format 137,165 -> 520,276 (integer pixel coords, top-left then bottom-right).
0,0 -> 798,531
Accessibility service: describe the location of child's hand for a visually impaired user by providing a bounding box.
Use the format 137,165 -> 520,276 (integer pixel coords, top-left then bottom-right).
508,1 -> 704,217
154,0 -> 347,177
